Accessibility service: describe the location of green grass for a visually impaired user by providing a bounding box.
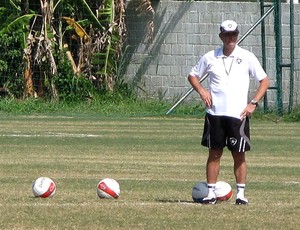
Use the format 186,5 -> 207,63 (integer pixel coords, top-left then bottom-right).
1,97 -> 300,121
0,114 -> 299,229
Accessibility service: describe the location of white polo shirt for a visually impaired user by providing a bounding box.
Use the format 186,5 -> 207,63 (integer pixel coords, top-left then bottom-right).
189,45 -> 267,119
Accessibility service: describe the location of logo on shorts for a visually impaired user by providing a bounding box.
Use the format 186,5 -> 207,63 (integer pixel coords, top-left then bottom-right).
229,137 -> 237,146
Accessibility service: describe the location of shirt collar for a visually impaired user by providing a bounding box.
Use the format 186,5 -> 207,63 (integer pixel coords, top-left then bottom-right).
216,45 -> 239,58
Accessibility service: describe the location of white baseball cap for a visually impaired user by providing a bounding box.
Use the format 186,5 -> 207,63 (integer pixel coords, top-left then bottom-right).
220,20 -> 239,34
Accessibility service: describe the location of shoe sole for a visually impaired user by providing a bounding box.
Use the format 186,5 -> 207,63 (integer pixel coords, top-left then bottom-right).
235,198 -> 248,205
202,198 -> 216,204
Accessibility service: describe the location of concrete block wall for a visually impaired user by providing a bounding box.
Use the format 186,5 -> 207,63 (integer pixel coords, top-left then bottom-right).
124,1 -> 300,110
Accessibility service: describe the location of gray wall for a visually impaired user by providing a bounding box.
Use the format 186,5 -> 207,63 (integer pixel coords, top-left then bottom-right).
124,1 -> 300,110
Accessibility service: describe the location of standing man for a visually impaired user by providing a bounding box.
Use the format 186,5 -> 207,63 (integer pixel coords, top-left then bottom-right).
188,20 -> 270,205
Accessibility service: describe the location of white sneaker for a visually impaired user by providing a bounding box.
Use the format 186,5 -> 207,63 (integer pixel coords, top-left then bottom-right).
202,196 -> 216,204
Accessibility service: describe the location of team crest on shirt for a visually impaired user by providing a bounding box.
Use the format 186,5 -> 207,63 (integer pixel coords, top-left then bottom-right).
236,58 -> 242,64
229,137 -> 238,146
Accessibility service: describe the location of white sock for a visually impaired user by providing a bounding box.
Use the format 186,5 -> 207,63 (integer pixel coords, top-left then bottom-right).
207,183 -> 216,198
236,183 -> 246,199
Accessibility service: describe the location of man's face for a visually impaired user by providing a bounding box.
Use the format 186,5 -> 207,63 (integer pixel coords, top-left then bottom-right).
219,32 -> 239,47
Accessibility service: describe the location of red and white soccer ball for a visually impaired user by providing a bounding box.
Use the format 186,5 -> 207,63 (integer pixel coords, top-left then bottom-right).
191,181 -> 209,203
97,178 -> 120,199
32,177 -> 56,198
215,181 -> 233,201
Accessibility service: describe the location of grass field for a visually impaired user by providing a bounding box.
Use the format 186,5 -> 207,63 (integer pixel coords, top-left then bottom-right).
0,114 -> 299,229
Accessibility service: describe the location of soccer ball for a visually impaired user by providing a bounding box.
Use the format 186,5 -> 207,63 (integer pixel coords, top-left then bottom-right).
32,177 -> 56,198
97,178 -> 120,199
215,181 -> 233,201
192,181 -> 209,203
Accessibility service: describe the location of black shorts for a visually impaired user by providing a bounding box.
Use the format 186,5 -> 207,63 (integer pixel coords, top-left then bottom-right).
201,113 -> 251,152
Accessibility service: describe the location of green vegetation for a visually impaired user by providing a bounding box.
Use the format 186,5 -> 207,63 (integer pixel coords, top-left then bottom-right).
0,97 -> 204,117
0,0 -> 127,100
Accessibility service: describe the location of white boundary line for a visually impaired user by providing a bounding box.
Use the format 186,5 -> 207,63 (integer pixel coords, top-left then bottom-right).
0,201 -> 195,207
0,132 -> 102,138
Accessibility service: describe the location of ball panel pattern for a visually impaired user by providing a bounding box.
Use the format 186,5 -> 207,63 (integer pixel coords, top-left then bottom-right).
97,181 -> 119,199
32,177 -> 56,198
192,182 -> 209,204
215,181 -> 232,201
40,181 -> 56,198
97,178 -> 120,199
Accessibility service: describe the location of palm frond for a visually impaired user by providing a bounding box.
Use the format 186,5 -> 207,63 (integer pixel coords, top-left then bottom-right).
63,16 -> 89,40
0,14 -> 37,35
73,0 -> 105,30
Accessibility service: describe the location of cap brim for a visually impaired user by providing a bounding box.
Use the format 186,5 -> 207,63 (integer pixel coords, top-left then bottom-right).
220,29 -> 239,34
